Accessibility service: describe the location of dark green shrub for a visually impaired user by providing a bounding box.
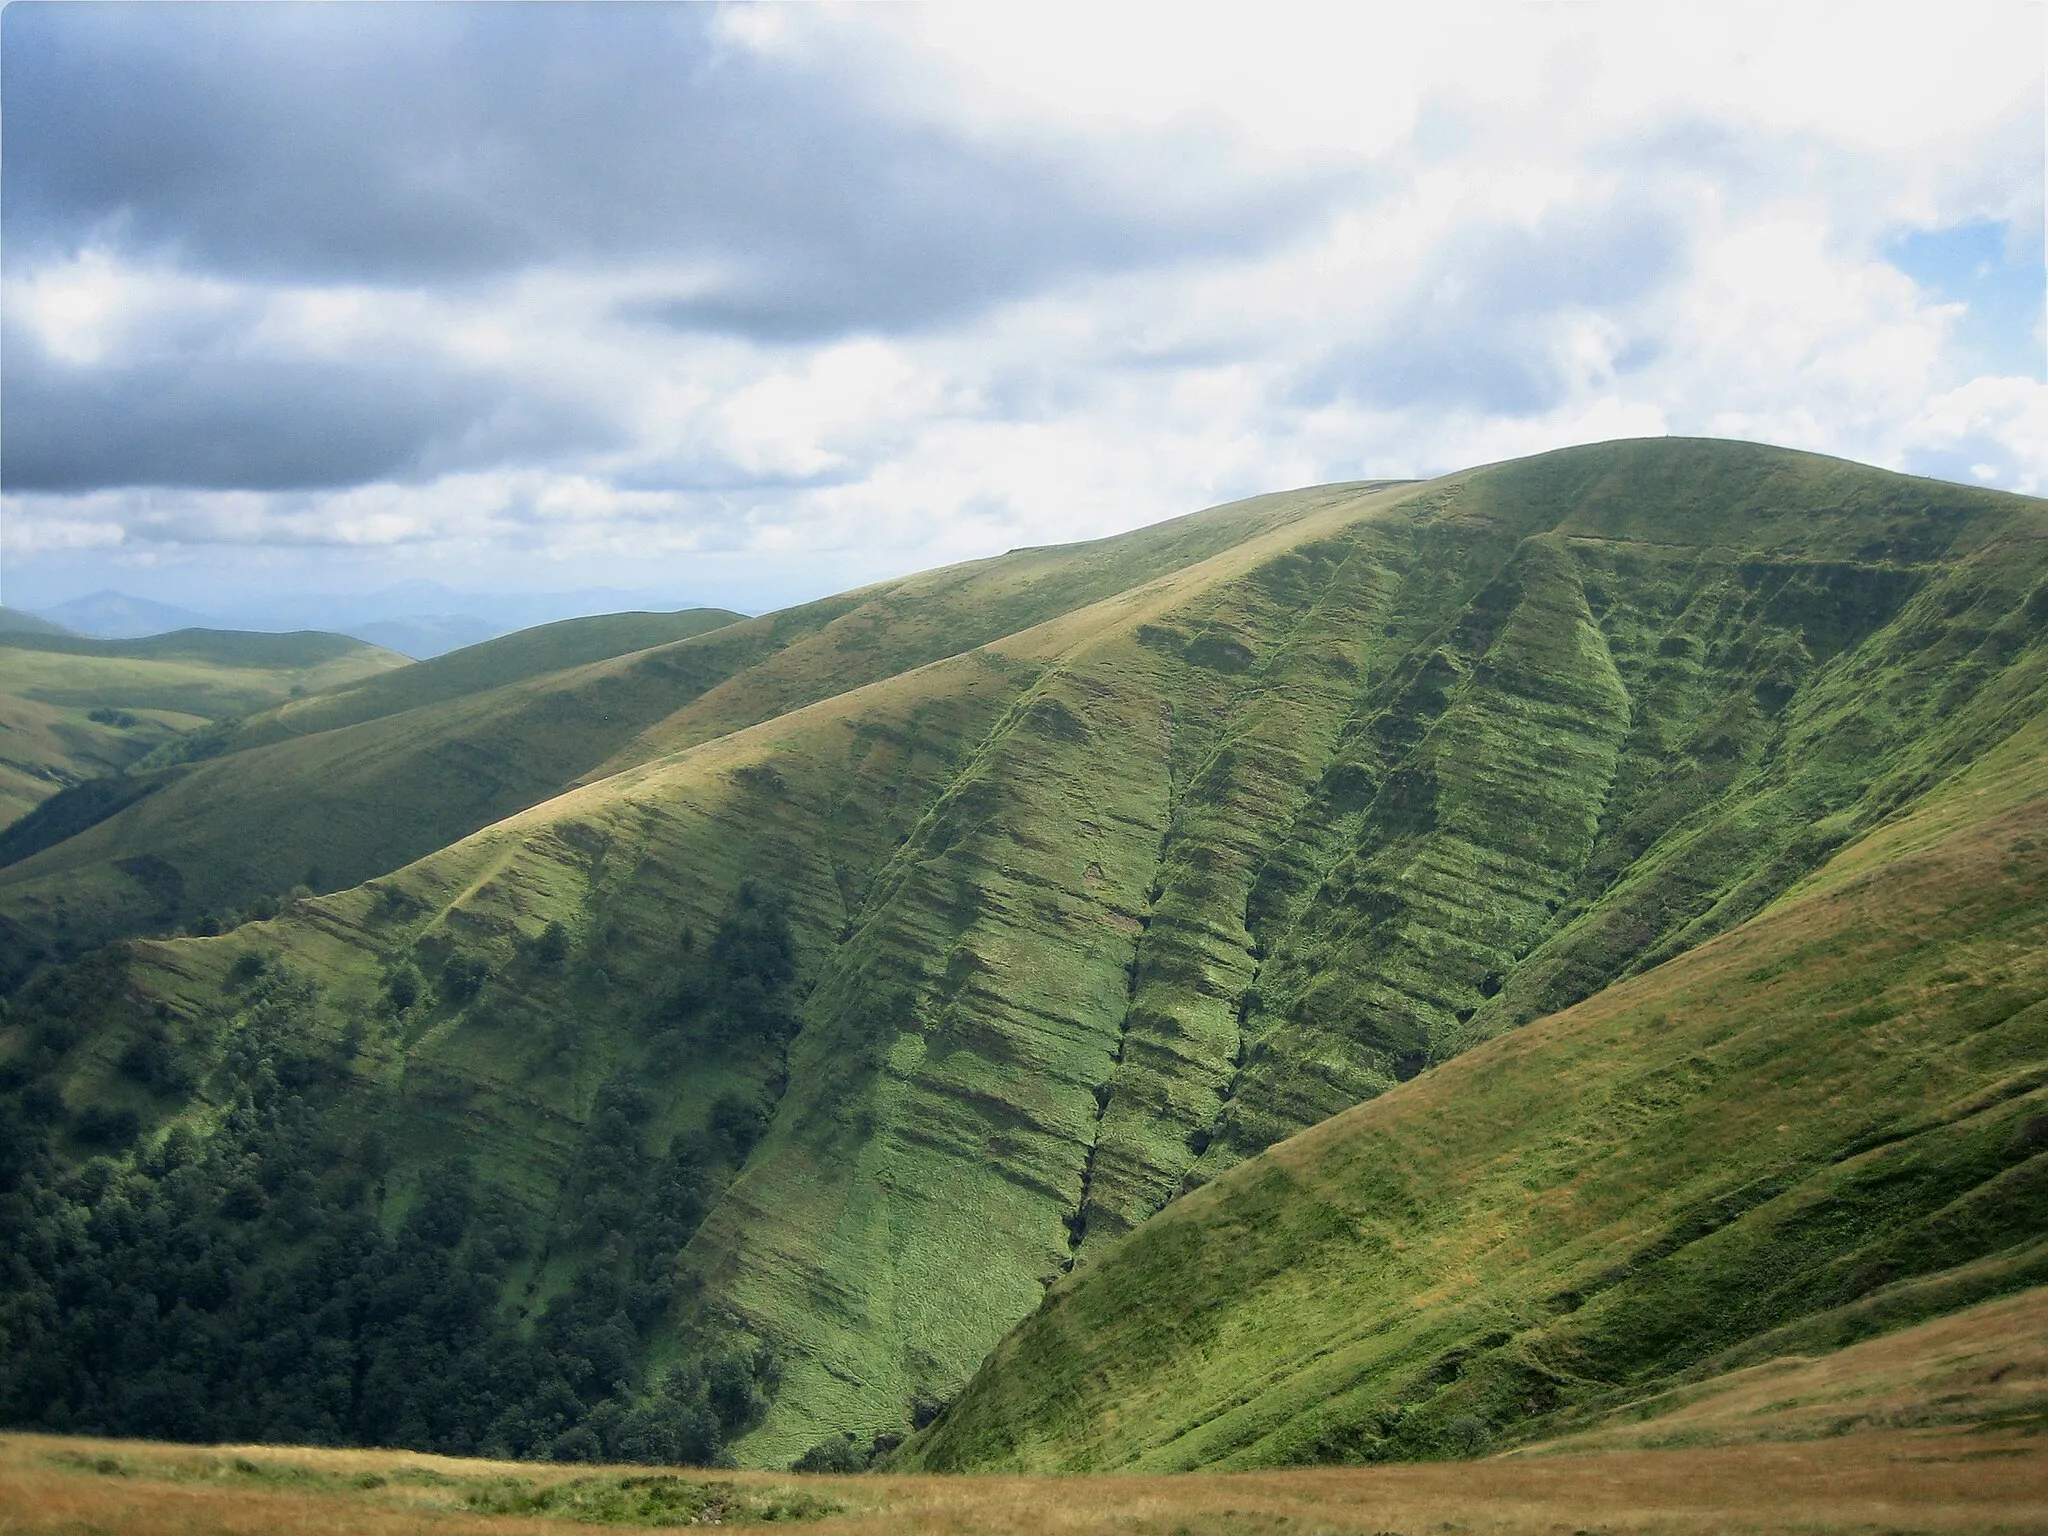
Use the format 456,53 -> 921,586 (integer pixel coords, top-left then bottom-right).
72,1104 -> 139,1148
383,965 -> 422,1012
549,1426 -> 603,1463
710,1092 -> 771,1157
792,1432 -> 869,1473
442,953 -> 489,1002
116,1027 -> 187,1092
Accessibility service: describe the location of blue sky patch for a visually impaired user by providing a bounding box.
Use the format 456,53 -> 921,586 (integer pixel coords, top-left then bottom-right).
1889,219 -> 2047,381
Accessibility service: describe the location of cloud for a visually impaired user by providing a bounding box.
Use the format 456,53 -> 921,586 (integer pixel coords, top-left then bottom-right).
0,263 -> 617,492
1,2 -> 1348,336
0,3 -> 2040,615
1290,197 -> 1690,415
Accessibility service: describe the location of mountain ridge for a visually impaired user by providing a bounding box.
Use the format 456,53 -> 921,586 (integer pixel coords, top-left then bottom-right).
1,436 -> 2043,1472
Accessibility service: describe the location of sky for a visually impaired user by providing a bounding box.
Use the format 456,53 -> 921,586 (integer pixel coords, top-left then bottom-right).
3,1 -> 2044,620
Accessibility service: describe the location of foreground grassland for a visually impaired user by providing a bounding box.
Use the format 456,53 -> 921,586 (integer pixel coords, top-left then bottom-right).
24,1290 -> 2029,1530
24,1281 -> 2042,1530
5,438 -> 2046,1470
4,1423 -> 2045,1535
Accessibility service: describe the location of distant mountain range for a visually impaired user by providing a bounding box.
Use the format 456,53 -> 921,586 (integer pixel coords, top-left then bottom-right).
25,592 -> 215,640
22,582 -> 733,658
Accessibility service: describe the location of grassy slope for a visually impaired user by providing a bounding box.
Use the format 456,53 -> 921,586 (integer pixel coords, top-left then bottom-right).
73,480 -> 1415,1447
704,441 -> 2046,1464
199,608 -> 744,754
0,607 -> 74,637
579,484 -> 1399,783
0,694 -> 187,833
0,488 -> 1349,958
0,631 -> 404,831
904,713 -> 2048,1470
17,439 -> 2048,1468
1516,1281 -> 2048,1451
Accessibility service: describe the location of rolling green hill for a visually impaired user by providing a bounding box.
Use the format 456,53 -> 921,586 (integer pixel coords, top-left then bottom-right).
903,710 -> 2048,1470
0,489 -> 1375,963
0,607 -> 75,637
177,607 -> 747,757
0,628 -> 405,834
1,438 -> 2043,1473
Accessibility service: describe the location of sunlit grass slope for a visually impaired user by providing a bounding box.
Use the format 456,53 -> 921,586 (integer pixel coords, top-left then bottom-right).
1518,1281 -> 2048,1451
205,607 -> 746,755
706,440 -> 2047,1464
904,715 -> 2048,1470
6,438 -> 2046,1470
0,628 -> 404,832
0,486 -> 1357,962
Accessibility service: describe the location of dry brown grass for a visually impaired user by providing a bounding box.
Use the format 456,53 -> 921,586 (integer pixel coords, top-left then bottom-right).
4,1427 -> 2045,1535
1530,1284 -> 2048,1453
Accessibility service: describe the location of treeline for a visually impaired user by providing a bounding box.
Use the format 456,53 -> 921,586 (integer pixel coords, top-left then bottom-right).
0,890 -> 801,1463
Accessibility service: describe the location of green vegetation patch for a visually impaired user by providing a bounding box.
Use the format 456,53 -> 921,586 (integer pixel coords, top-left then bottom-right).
42,1447 -> 838,1525
45,1447 -> 411,1491
464,1471 -> 838,1525
0,886 -> 803,1465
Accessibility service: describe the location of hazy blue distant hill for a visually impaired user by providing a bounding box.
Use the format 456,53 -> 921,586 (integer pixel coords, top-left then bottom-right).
33,591 -> 217,639
341,613 -> 510,659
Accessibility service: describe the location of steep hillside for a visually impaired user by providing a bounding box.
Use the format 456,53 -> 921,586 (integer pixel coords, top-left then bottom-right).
905,713 -> 2048,1470
1,439 -> 2043,1471
0,629 -> 404,833
0,487 -> 1359,966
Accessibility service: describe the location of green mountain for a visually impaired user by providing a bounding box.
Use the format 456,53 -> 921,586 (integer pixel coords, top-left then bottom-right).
1,438 -> 2042,1472
0,627 -> 405,836
0,491 -> 1374,963
0,607 -> 76,638
903,712 -> 2048,1469
208,607 -> 750,749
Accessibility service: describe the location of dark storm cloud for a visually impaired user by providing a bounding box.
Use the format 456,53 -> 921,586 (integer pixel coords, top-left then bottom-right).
1295,198 -> 1687,415
0,320 -> 614,493
2,2 -> 1352,338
